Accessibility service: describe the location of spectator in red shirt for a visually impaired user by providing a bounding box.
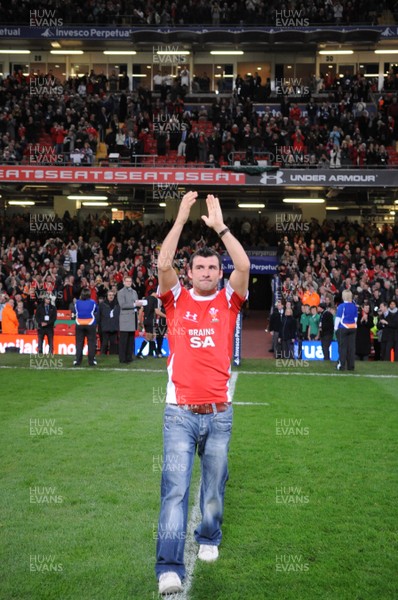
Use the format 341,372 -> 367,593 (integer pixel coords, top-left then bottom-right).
145,274 -> 158,295
289,103 -> 301,121
89,280 -> 98,302
291,128 -> 305,152
52,124 -> 68,155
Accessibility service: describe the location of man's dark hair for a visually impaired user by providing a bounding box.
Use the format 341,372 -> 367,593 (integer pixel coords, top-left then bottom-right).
189,247 -> 222,270
80,288 -> 91,300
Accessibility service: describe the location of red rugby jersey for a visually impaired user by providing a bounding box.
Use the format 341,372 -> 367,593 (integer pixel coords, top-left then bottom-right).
160,281 -> 246,405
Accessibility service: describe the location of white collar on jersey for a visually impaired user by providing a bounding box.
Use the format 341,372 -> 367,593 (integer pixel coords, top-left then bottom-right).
189,288 -> 218,301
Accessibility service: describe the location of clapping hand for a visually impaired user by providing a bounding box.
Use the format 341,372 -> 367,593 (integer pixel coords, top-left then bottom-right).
201,195 -> 225,233
176,191 -> 198,226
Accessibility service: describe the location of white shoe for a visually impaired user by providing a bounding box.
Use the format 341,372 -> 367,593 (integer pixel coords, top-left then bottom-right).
198,544 -> 219,562
158,572 -> 183,595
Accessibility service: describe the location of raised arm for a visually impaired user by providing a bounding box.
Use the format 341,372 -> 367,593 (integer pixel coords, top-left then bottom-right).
157,190 -> 198,294
201,195 -> 250,297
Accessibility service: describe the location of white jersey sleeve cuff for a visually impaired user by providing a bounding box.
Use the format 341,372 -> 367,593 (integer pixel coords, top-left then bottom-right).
157,282 -> 181,302
226,280 -> 248,303
170,281 -> 182,302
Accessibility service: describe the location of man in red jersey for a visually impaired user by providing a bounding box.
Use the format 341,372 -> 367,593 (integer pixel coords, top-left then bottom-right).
155,191 -> 250,596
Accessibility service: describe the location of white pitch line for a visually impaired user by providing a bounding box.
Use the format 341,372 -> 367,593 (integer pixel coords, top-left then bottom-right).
229,371 -> 239,399
171,372 -> 239,600
174,485 -> 202,600
0,365 -> 165,373
234,402 -> 270,406
237,370 -> 398,379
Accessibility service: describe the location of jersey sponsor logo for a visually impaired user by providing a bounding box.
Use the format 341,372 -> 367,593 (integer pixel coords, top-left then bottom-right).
182,311 -> 198,322
187,328 -> 215,348
188,328 -> 215,336
189,335 -> 215,348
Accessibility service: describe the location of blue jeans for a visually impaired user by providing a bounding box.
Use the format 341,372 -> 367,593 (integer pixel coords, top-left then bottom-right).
155,403 -> 233,581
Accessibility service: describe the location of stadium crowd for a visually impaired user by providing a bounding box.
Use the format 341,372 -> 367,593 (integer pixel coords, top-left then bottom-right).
0,212 -> 396,348
0,68 -> 397,168
0,0 -> 384,26
0,60 -> 397,357
270,219 -> 398,360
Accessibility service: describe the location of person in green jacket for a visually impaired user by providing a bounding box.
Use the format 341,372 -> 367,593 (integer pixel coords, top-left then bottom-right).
298,304 -> 310,358
308,305 -> 320,340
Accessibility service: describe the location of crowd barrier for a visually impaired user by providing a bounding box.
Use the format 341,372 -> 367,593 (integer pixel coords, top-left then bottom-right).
0,335 -> 394,361
0,333 -> 170,356
294,341 -> 339,361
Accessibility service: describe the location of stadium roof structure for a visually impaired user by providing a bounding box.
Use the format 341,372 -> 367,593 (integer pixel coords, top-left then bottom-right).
0,24 -> 394,51
1,176 -> 397,219
129,26 -> 383,45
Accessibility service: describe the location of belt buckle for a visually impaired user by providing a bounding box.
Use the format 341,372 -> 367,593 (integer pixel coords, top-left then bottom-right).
181,403 -> 229,414
190,404 -> 212,414
180,404 -> 199,413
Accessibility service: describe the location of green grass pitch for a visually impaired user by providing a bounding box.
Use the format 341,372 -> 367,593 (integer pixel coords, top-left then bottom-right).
1,356 -> 397,600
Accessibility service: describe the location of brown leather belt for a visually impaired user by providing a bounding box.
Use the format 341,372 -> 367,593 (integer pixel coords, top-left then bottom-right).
178,402 -> 230,414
